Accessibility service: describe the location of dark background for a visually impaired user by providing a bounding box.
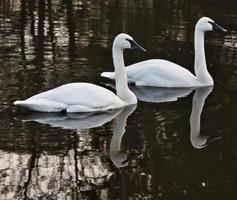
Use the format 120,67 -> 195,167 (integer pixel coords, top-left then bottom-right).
0,0 -> 237,199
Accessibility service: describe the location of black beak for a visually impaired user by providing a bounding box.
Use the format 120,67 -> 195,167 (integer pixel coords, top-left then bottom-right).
204,135 -> 223,147
209,21 -> 227,32
126,39 -> 147,52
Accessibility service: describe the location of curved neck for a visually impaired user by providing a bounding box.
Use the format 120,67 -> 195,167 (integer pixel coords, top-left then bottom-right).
109,105 -> 136,168
112,46 -> 137,104
190,87 -> 213,147
190,88 -> 205,138
194,29 -> 213,85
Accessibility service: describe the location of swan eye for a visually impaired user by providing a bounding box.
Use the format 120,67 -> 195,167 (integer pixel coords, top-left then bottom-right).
208,21 -> 216,28
208,21 -> 227,32
208,21 -> 217,30
126,38 -> 133,44
125,38 -> 146,52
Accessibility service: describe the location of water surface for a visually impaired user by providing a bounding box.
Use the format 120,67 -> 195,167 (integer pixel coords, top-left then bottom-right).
0,0 -> 237,199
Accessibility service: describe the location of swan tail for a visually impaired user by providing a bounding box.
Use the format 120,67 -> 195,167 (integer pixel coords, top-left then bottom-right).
14,99 -> 67,112
14,100 -> 24,106
100,72 -> 115,80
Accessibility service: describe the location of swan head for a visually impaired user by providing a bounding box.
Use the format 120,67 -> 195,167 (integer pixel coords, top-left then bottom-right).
113,33 -> 146,52
196,17 -> 227,32
191,135 -> 222,149
191,135 -> 209,149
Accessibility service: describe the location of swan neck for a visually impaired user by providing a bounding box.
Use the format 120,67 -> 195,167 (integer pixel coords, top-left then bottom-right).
190,90 -> 204,138
190,88 -> 212,139
194,29 -> 213,85
109,106 -> 136,155
112,46 -> 137,104
109,106 -> 136,168
110,116 -> 126,152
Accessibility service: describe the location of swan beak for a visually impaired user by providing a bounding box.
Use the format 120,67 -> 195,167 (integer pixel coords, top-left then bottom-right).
127,39 -> 147,52
205,135 -> 223,146
210,22 -> 227,32
201,135 -> 222,148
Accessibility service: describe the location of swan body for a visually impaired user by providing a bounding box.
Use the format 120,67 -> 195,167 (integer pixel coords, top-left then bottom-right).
14,33 -> 145,112
101,17 -> 227,88
14,83 -> 124,112
103,59 -> 200,87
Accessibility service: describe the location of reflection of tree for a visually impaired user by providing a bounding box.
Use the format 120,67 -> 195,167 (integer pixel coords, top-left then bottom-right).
0,0 -> 236,199
36,0 -> 45,63
47,0 -> 56,62
20,0 -> 26,64
0,128 -> 115,199
64,0 -> 76,61
23,152 -> 37,200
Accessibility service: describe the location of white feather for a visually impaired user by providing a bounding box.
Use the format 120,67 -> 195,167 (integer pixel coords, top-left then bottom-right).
14,33 -> 144,112
101,17 -> 226,88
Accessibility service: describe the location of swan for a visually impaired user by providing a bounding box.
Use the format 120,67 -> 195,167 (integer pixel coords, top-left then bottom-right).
14,33 -> 146,112
101,17 -> 227,87
190,87 -> 222,149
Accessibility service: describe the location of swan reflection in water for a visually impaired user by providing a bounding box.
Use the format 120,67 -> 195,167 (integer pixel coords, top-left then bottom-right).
128,85 -> 222,149
17,86 -> 221,168
131,86 -> 194,103
17,104 -> 137,168
118,85 -> 222,149
190,87 -> 222,149
18,109 -> 123,130
105,83 -> 194,103
109,105 -> 137,168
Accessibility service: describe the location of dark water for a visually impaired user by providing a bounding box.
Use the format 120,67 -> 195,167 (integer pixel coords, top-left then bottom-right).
0,0 -> 237,199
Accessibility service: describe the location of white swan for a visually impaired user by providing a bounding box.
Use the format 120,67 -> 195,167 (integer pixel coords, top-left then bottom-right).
14,33 -> 146,112
190,87 -> 222,149
101,17 -> 227,87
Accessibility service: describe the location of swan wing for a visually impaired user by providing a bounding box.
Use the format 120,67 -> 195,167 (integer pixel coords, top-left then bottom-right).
126,59 -> 199,87
101,59 -> 199,87
14,83 -> 124,112
14,99 -> 68,112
